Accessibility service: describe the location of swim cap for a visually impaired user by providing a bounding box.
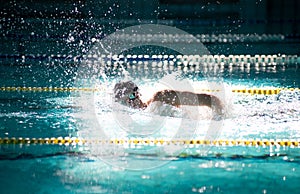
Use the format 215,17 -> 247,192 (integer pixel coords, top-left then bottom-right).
114,81 -> 138,100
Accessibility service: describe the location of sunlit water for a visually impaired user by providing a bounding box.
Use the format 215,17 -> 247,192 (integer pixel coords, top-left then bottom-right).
0,60 -> 300,193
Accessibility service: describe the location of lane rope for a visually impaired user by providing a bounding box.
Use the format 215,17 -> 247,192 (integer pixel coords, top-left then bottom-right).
87,33 -> 287,43
1,33 -> 293,43
0,86 -> 299,95
0,137 -> 299,148
3,17 -> 300,26
1,54 -> 299,65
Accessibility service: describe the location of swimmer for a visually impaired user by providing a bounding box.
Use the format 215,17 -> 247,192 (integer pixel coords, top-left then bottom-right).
114,81 -> 224,115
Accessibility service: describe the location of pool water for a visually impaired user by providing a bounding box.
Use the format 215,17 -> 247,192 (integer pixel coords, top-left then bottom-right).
0,56 -> 300,193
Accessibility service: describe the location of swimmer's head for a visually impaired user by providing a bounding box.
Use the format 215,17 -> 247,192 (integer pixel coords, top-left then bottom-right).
114,81 -> 145,109
114,81 -> 138,100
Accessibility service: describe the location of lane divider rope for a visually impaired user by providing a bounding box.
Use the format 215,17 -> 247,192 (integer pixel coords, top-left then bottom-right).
0,86 -> 102,92
91,33 -> 287,43
0,86 -> 299,95
1,54 -> 299,65
3,17 -> 300,27
2,33 -> 291,43
0,137 -> 299,148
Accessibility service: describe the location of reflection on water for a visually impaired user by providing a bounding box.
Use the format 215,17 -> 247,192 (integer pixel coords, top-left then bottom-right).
0,61 -> 299,193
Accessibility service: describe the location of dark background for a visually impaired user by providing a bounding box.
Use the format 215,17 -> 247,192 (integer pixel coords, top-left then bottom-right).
1,0 -> 299,55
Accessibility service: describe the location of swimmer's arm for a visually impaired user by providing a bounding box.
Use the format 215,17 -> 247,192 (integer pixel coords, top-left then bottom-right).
147,90 -> 180,107
148,90 -> 224,114
149,90 -> 211,106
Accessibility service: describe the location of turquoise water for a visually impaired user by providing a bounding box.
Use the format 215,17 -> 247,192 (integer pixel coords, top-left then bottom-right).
0,58 -> 300,193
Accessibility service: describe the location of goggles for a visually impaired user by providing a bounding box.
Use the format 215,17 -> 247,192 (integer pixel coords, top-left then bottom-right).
128,87 -> 139,101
